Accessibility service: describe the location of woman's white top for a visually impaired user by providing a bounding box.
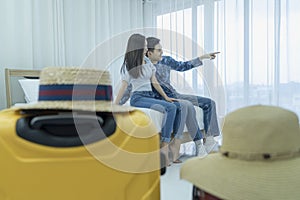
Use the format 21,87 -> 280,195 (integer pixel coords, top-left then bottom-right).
121,63 -> 156,92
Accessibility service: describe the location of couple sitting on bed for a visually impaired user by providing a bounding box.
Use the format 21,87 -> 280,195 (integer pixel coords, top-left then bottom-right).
114,33 -> 220,166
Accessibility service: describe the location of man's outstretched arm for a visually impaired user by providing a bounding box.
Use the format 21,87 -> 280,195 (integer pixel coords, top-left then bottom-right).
162,52 -> 219,72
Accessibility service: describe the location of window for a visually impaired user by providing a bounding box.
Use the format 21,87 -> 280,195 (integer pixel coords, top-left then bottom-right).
150,0 -> 300,117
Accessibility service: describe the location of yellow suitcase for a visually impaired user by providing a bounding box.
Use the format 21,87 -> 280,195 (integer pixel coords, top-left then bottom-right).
0,108 -> 161,200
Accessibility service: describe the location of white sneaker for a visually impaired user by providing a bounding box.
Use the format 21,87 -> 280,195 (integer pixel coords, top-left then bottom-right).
194,140 -> 208,158
204,136 -> 218,153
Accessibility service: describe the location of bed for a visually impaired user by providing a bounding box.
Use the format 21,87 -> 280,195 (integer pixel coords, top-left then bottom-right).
5,68 -> 40,108
5,68 -> 201,155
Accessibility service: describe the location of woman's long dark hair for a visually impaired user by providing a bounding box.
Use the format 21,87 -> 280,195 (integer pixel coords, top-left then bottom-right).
121,33 -> 145,78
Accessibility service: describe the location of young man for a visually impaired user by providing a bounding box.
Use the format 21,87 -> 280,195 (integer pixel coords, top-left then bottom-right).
146,37 -> 220,153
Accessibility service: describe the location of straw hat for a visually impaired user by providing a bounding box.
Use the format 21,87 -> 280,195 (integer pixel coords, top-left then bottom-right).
16,67 -> 135,112
181,105 -> 300,200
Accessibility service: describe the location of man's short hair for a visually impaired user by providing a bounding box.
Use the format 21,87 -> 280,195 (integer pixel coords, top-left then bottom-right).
146,37 -> 160,52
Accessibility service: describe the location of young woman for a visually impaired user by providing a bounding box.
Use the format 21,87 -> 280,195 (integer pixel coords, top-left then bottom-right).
114,33 -> 178,165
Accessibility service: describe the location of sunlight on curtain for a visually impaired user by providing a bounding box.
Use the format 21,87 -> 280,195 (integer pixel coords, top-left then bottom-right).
280,0 -> 300,115
152,0 -> 300,117
214,0 -> 245,112
215,0 -> 300,117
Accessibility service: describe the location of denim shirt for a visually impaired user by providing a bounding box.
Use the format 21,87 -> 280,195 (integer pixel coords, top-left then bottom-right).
119,56 -> 203,104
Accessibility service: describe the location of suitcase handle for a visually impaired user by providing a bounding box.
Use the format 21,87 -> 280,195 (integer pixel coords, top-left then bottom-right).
30,114 -> 104,129
16,113 -> 116,147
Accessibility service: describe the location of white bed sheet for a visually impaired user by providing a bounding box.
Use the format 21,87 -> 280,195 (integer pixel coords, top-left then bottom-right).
134,106 -> 204,133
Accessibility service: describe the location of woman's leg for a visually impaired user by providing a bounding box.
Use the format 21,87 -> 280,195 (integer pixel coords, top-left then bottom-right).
131,96 -> 177,142
130,93 -> 177,165
169,101 -> 188,163
169,138 -> 182,163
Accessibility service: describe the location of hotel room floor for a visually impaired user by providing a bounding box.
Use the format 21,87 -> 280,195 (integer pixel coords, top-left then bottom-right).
161,138 -> 221,200
160,155 -> 195,200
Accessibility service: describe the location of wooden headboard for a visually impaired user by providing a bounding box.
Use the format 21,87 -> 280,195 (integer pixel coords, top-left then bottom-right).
5,68 -> 41,108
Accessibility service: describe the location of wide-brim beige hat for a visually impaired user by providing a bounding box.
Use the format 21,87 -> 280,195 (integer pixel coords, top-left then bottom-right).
181,105 -> 300,200
16,67 -> 135,113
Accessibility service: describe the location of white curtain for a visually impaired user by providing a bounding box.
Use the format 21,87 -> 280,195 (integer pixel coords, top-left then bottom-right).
146,0 -> 300,118
215,0 -> 300,117
0,0 -> 143,68
0,0 -> 143,109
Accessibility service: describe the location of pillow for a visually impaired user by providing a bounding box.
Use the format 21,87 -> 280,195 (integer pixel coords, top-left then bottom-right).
18,79 -> 40,103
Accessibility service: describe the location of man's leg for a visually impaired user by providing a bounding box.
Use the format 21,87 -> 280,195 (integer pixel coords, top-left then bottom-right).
176,93 -> 220,137
183,100 -> 207,157
172,101 -> 188,139
176,93 -> 220,153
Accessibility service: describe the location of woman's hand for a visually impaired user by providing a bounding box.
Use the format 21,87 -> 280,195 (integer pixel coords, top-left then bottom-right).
151,74 -> 178,103
164,96 -> 178,102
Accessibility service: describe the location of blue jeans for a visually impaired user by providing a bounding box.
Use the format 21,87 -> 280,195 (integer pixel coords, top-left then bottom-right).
173,100 -> 203,141
175,93 -> 220,137
130,91 -> 177,143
